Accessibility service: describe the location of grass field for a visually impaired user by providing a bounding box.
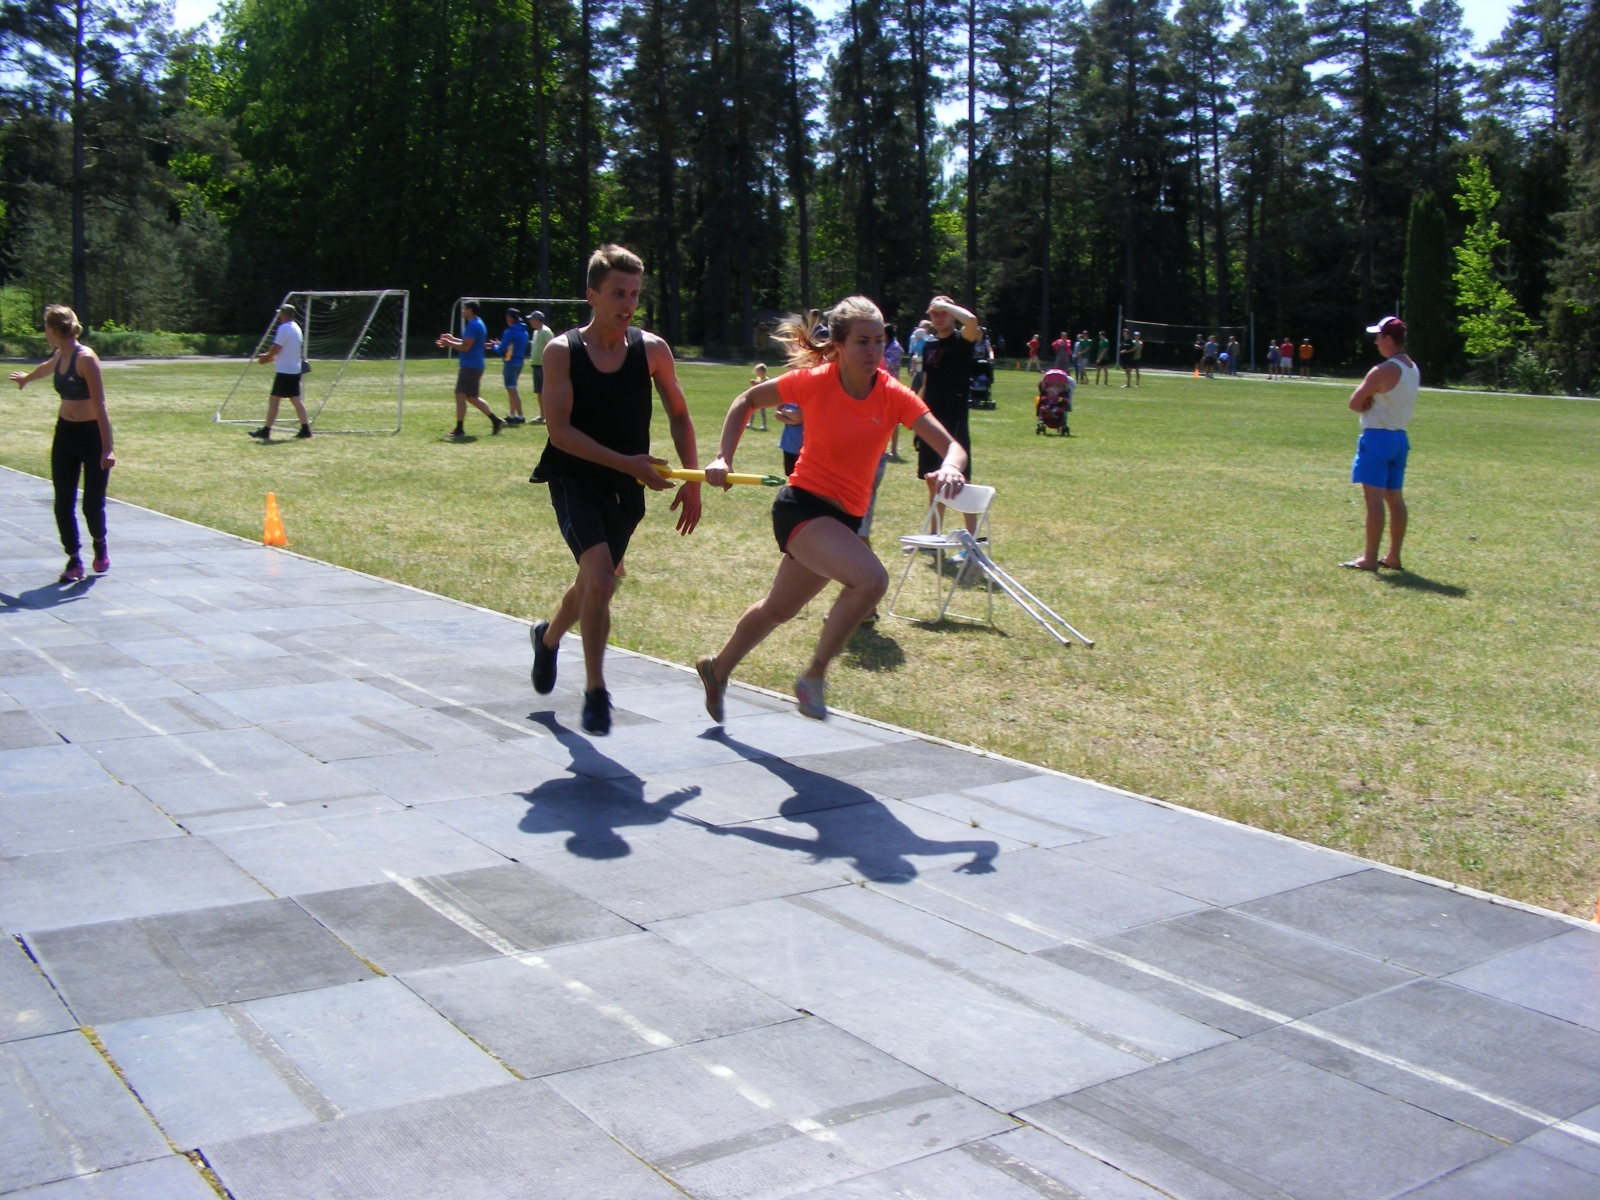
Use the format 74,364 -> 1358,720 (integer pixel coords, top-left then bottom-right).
2,356 -> 1597,916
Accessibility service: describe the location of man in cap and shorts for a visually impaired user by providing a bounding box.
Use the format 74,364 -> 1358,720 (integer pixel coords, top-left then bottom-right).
435,300 -> 505,438
527,310 -> 555,424
1341,316 -> 1418,572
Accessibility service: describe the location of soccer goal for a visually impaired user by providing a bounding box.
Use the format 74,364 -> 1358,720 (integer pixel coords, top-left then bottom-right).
216,290 -> 409,434
1118,309 -> 1255,371
447,296 -> 588,354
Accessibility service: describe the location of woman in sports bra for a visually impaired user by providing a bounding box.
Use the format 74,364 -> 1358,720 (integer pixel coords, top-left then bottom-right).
695,296 -> 967,723
9,305 -> 115,582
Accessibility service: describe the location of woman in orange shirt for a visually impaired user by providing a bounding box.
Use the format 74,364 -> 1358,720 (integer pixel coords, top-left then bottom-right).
698,296 -> 967,722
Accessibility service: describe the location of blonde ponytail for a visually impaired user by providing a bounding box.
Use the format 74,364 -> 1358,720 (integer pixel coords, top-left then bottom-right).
775,296 -> 884,370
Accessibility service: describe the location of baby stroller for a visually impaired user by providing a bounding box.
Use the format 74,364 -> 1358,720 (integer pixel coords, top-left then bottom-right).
1035,369 -> 1072,436
968,355 -> 995,409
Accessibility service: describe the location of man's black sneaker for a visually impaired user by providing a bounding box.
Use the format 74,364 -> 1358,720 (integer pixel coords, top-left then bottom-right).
248,427 -> 271,439
505,415 -> 525,426
531,621 -> 557,694
491,416 -> 505,435
581,687 -> 612,735
296,425 -> 313,439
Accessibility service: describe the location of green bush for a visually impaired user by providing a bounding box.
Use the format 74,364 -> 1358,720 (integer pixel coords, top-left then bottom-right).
1507,344 -> 1560,395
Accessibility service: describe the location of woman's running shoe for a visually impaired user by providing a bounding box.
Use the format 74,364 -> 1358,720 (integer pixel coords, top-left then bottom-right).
59,557 -> 84,584
91,543 -> 109,574
697,657 -> 725,723
794,675 -> 828,721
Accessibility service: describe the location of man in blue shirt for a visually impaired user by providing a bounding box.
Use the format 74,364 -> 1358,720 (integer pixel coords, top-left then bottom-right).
434,300 -> 504,437
489,307 -> 532,426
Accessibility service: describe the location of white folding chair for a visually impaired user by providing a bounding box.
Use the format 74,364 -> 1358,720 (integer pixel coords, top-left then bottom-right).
887,484 -> 1094,647
887,484 -> 998,628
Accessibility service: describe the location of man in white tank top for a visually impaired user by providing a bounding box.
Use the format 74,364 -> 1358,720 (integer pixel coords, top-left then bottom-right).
1342,316 -> 1419,571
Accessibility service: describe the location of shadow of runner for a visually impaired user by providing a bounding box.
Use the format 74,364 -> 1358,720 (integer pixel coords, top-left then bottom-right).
1,576 -> 98,611
516,713 -> 699,860
695,729 -> 1002,881
1377,570 -> 1468,598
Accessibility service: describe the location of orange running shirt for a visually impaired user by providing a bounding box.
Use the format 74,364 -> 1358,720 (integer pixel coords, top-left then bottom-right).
776,362 -> 929,517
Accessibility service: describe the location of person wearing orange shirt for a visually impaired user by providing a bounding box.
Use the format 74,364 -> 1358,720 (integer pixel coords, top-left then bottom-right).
1299,337 -> 1314,377
697,296 -> 967,723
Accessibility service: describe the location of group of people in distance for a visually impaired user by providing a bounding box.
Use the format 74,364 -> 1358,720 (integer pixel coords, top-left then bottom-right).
526,244 -> 973,735
1025,330 -> 1143,387
434,301 -> 555,438
1266,336 -> 1315,378
1193,334 -> 1243,378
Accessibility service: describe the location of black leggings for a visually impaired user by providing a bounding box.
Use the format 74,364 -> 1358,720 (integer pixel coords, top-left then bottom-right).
52,418 -> 109,557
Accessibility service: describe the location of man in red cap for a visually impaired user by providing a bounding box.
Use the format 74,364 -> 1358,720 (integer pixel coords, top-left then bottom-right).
1341,316 -> 1418,571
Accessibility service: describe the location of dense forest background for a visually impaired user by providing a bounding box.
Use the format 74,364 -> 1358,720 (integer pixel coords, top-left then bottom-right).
0,0 -> 1596,387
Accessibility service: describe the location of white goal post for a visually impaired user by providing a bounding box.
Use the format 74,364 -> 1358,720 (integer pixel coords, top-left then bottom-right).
447,296 -> 588,355
216,290 -> 409,434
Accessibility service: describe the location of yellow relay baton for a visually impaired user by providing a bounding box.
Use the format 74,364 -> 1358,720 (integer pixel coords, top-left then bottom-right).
652,465 -> 788,487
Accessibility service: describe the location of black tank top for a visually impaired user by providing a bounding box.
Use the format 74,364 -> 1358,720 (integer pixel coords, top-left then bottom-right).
53,348 -> 91,402
532,327 -> 652,487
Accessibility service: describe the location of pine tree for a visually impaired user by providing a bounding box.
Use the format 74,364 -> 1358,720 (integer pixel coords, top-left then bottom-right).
1544,0 -> 1600,391
1454,155 -> 1533,382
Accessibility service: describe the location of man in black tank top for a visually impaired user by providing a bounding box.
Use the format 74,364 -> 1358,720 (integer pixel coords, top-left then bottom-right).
528,244 -> 702,735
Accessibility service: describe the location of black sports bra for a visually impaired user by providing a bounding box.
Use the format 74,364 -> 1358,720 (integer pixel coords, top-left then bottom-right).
53,348 -> 91,401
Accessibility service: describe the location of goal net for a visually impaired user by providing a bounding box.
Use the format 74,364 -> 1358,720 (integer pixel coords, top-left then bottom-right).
448,296 -> 589,355
1119,317 -> 1249,369
216,290 -> 409,434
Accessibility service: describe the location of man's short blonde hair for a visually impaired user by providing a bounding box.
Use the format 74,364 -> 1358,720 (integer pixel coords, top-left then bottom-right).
586,244 -> 644,291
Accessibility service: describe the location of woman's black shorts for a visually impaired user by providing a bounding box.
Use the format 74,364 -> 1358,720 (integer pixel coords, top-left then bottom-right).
771,486 -> 861,554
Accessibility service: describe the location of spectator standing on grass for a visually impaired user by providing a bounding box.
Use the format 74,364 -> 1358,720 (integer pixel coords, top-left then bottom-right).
1227,335 -> 1241,375
1203,334 -> 1219,378
995,333 -> 1006,360
883,324 -> 904,457
747,362 -> 769,431
1074,330 -> 1091,382
917,295 -> 982,546
1299,338 -> 1314,377
526,310 -> 555,425
436,300 -> 505,438
1279,337 -> 1295,379
1132,331 -> 1143,385
1119,330 -> 1136,387
1052,330 -> 1071,371
909,320 -> 933,392
1027,333 -> 1041,371
245,304 -> 311,441
1093,330 -> 1111,385
489,307 -> 531,425
1267,338 -> 1280,379
1341,316 -> 1416,573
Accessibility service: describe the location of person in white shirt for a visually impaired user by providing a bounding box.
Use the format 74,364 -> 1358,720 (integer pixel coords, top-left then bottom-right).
249,305 -> 311,440
1341,316 -> 1418,571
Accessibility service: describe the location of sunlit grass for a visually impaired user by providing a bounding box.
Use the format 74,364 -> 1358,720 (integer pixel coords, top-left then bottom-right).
3,356 -> 1597,915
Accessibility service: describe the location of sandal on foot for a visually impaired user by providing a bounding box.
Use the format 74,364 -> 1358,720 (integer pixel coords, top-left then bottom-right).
697,657 -> 726,724
1340,558 -> 1378,571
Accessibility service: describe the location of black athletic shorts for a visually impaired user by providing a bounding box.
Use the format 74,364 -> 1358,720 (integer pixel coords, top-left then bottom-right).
915,432 -> 972,482
455,366 -> 484,397
532,365 -> 545,394
771,486 -> 861,555
271,372 -> 302,398
548,475 -> 645,565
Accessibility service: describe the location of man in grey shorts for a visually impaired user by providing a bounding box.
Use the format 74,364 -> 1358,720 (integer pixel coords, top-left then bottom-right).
435,299 -> 504,438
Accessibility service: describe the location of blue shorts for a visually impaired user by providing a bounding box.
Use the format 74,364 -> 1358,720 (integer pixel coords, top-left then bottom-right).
502,361 -> 524,389
1352,428 -> 1409,490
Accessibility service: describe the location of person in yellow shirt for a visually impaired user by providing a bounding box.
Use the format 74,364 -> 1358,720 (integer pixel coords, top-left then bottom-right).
1298,338 -> 1314,377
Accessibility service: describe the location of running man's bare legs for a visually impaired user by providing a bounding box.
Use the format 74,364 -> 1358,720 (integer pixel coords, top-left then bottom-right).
455,391 -> 498,424
544,543 -> 618,691
709,518 -> 886,689
1346,485 -> 1406,570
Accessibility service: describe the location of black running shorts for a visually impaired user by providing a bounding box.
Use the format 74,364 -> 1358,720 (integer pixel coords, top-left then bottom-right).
915,431 -> 972,482
271,372 -> 302,397
548,475 -> 646,565
455,366 -> 484,397
771,486 -> 861,555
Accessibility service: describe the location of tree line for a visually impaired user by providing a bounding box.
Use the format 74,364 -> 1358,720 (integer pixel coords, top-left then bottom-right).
0,0 -> 1596,389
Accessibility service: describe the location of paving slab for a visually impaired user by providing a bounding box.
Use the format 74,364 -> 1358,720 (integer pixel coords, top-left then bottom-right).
0,784 -> 181,856
0,743 -> 118,795
295,863 -> 636,973
402,931 -> 798,1077
0,931 -> 77,1042
1445,926 -> 1600,1032
4,1155 -> 221,1199
547,1018 -> 1014,1200
203,1080 -> 683,1200
1399,1144 -> 1600,1198
785,740 -> 1037,799
27,898 -> 373,1024
0,1030 -> 171,1194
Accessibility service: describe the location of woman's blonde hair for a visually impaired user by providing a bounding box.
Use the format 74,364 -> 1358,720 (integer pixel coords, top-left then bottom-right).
775,296 -> 884,370
44,305 -> 83,339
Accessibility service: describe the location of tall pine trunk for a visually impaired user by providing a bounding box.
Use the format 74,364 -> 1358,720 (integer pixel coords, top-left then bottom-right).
576,0 -> 593,292
785,0 -> 810,311
965,0 -> 977,307
534,0 -> 550,297
651,0 -> 680,342
71,0 -> 87,323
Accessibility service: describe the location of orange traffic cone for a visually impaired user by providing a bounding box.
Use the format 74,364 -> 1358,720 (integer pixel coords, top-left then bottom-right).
263,493 -> 288,547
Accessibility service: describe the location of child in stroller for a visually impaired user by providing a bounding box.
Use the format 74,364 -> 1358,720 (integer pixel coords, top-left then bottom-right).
1036,368 -> 1073,436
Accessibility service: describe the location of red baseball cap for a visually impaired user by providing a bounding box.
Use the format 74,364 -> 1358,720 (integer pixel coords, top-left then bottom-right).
1365,316 -> 1406,338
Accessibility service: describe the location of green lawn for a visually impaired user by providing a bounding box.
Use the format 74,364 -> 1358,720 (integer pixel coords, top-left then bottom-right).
4,356 -> 1597,916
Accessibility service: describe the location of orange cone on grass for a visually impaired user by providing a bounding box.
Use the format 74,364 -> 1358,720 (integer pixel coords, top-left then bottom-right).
263,493 -> 288,547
